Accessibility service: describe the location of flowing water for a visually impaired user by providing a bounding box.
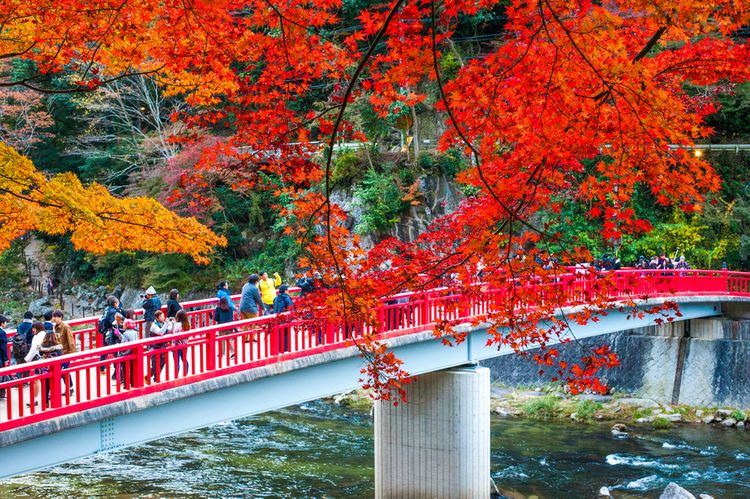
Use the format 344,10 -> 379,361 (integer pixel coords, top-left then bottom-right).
3,401 -> 749,498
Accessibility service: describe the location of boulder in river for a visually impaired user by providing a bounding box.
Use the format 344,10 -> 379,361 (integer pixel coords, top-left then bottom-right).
737,421 -> 745,430
659,482 -> 696,499
610,423 -> 628,437
598,486 -> 612,497
721,418 -> 737,428
717,409 -> 731,417
702,415 -> 715,424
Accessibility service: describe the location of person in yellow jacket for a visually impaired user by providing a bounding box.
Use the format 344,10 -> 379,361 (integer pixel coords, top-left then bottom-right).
258,271 -> 282,314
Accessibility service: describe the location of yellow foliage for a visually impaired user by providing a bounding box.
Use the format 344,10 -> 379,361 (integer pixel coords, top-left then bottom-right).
0,142 -> 226,263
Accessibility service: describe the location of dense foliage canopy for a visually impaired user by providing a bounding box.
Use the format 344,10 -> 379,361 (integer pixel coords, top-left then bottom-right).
1,0 -> 749,397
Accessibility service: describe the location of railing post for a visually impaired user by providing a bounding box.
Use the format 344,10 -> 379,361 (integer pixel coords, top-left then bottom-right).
206,329 -> 217,371
422,293 -> 430,325
133,343 -> 145,388
326,321 -> 336,344
269,324 -> 279,356
49,362 -> 62,409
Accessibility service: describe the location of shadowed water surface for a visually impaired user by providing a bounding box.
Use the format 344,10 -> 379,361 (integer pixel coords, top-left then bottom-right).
2,401 -> 749,497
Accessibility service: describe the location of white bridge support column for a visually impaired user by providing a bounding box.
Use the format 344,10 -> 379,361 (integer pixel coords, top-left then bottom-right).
374,365 -> 490,499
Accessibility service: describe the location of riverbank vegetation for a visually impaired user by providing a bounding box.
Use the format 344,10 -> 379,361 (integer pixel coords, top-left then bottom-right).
331,386 -> 750,433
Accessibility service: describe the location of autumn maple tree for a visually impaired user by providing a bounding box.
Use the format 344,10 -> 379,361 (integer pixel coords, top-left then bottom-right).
1,0 -> 749,397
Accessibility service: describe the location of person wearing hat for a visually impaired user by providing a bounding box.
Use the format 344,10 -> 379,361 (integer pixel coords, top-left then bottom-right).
116,319 -> 139,387
142,286 -> 162,337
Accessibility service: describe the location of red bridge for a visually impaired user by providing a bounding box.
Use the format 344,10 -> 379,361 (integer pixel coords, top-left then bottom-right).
0,269 -> 749,479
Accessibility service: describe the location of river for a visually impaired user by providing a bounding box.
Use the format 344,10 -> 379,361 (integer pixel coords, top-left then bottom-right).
2,400 -> 749,498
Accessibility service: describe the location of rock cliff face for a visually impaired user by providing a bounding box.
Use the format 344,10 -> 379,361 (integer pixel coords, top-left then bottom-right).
330,175 -> 463,249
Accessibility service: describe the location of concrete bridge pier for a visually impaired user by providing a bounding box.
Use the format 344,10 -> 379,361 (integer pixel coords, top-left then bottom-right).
374,365 -> 490,499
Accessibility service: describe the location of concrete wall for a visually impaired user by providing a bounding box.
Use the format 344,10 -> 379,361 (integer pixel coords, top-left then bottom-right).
481,319 -> 750,409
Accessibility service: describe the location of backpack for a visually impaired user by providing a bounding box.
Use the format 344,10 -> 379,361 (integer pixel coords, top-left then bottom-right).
98,308 -> 114,335
12,333 -> 29,360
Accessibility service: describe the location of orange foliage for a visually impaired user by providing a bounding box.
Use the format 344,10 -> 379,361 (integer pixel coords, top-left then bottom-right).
0,143 -> 225,263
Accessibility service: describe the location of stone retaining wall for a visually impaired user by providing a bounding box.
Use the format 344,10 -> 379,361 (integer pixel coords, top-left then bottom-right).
481,319 -> 750,409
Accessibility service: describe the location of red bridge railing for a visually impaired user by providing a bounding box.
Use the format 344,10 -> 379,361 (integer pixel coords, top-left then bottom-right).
0,270 -> 747,432
3,289 -> 301,362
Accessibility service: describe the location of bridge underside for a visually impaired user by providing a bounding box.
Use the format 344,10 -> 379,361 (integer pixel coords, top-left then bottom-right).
0,300 -> 721,478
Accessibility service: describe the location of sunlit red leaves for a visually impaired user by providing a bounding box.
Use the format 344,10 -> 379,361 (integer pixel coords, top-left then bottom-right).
0,0 -> 748,399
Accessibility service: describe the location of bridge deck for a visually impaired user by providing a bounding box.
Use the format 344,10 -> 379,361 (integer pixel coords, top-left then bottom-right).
1,270 -> 749,438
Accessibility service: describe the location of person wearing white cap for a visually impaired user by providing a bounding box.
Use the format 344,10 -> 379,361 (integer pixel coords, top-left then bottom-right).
142,286 -> 162,337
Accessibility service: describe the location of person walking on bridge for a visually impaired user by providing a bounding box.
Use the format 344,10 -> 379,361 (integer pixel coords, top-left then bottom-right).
118,319 -> 139,388
166,289 -> 183,319
24,322 -> 48,407
214,295 -> 236,358
13,311 -> 34,375
148,310 -> 170,383
142,287 -> 162,336
52,310 -> 76,395
16,311 -> 34,346
259,271 -> 282,314
240,274 -> 264,344
240,274 -> 263,320
273,284 -> 295,353
171,310 -> 190,376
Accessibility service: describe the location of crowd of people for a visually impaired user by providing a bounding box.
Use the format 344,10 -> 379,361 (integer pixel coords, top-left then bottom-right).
0,269 -> 307,399
0,309 -> 77,403
635,254 -> 692,270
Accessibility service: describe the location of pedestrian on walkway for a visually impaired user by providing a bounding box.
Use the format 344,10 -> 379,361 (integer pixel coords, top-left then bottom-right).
240,274 -> 263,319
171,309 -> 190,376
12,312 -> 33,374
17,311 -> 34,345
142,286 -> 161,335
98,296 -> 124,374
273,284 -> 294,353
259,271 -> 282,314
166,289 -> 183,319
37,326 -> 62,405
148,310 -> 170,382
214,295 -> 236,358
52,310 -> 76,395
24,322 -> 47,407
216,280 -> 232,302
43,310 -> 54,332
45,274 -> 54,297
118,319 -> 139,387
